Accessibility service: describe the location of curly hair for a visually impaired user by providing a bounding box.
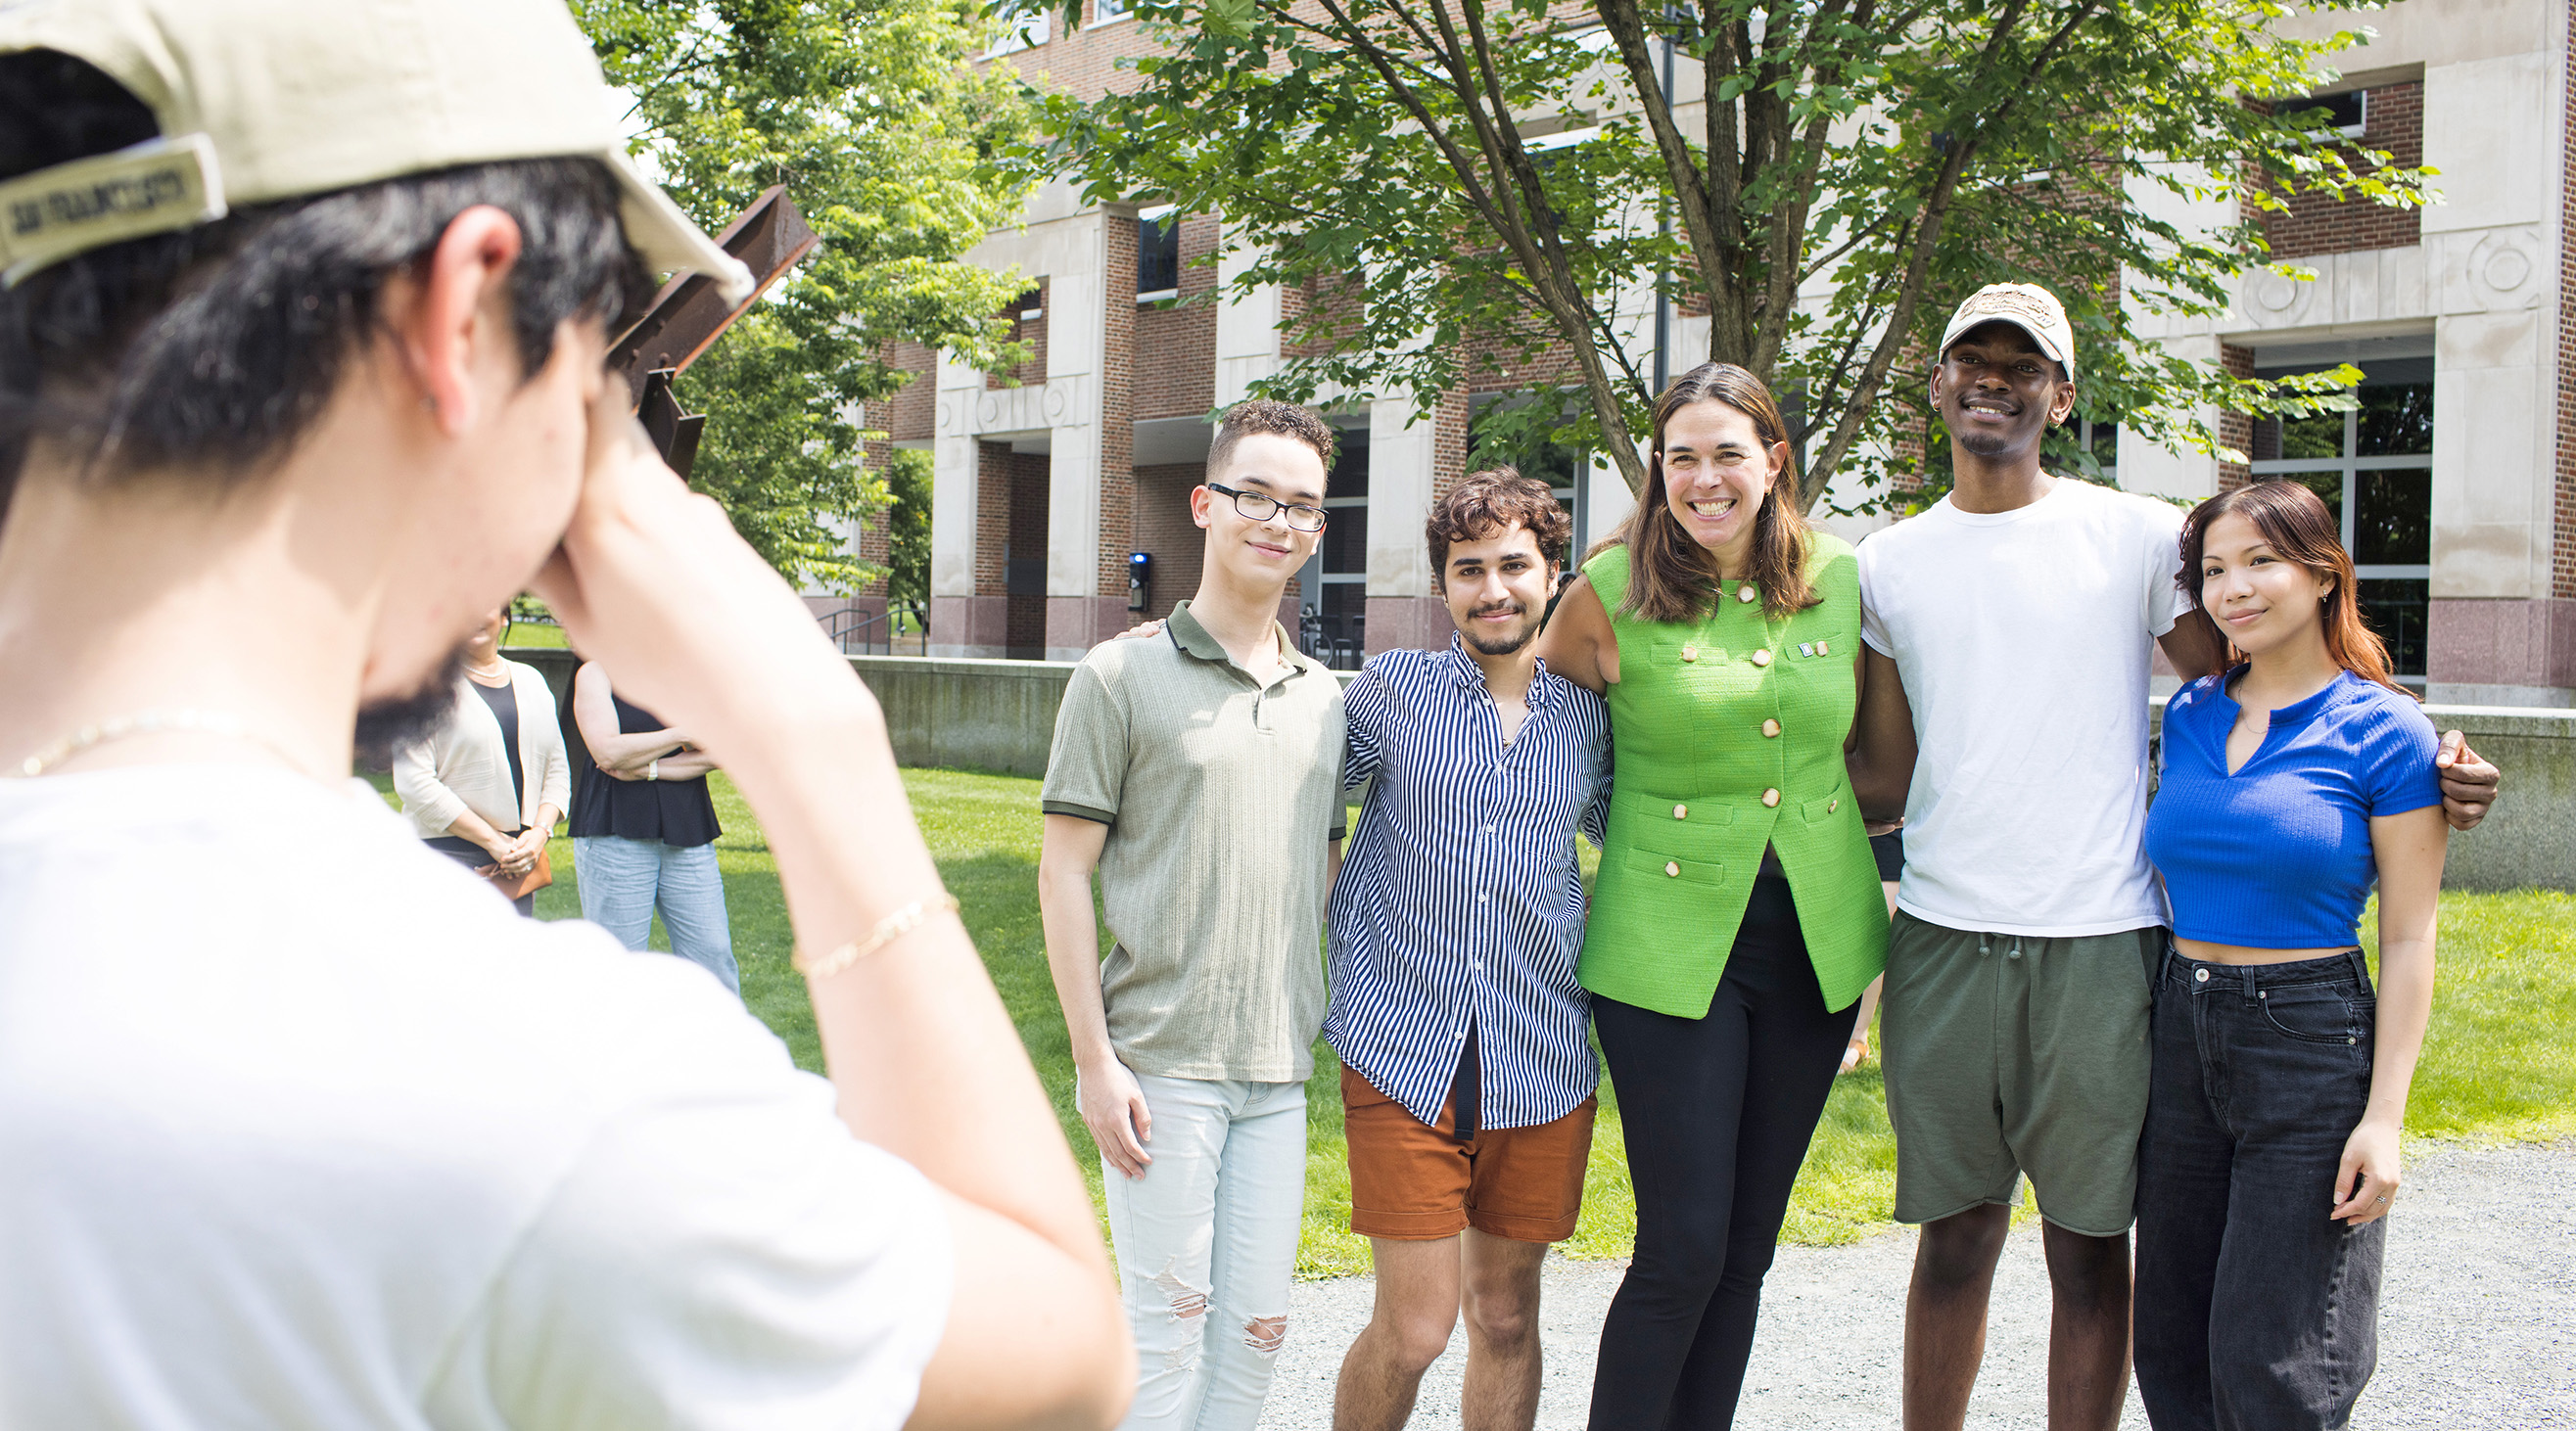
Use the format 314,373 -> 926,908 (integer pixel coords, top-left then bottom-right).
1207,397 -> 1336,484
1428,467 -> 1571,590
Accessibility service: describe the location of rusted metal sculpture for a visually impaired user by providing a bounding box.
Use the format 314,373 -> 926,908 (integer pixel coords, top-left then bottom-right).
607,184 -> 820,478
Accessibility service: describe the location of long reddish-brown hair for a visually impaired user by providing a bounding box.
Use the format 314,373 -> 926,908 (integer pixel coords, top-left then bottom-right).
2178,479 -> 2412,699
1610,363 -> 1817,623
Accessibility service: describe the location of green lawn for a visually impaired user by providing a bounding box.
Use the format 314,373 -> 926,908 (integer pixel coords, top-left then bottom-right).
383,767 -> 2576,1278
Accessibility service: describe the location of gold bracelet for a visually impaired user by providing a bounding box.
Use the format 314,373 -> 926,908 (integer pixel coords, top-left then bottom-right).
793,894 -> 960,980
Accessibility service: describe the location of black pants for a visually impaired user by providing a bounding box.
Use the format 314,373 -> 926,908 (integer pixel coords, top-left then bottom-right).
2135,947 -> 2383,1430
1587,875 -> 1851,1430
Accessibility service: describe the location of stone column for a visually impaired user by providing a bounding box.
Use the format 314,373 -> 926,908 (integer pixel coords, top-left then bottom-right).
929,347 -> 1007,658
2420,41 -> 2570,702
1042,207 -> 1142,660
1214,235 -> 1284,409
1364,389 -> 1469,655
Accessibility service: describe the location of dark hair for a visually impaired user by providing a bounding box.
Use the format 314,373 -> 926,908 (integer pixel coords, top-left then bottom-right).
1612,362 -> 1816,623
0,51 -> 650,503
1428,466 -> 1569,590
2178,479 -> 2412,699
1206,397 -> 1335,484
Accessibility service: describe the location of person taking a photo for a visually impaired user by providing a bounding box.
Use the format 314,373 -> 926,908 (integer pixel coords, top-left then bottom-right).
0,2 -> 1129,1425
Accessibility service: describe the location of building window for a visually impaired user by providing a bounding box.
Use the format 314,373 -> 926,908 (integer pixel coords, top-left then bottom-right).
2249,353 -> 2432,677
1137,208 -> 1180,300
2073,417 -> 2117,484
1298,434 -> 1371,668
1092,0 -> 1130,21
984,0 -> 1049,56
2291,88 -> 2367,139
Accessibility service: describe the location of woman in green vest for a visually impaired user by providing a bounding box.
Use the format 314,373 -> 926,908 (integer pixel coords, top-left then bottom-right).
1536,362 -> 1890,1429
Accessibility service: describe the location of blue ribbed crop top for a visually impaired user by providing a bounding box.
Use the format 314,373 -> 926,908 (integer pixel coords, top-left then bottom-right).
2144,669 -> 2442,948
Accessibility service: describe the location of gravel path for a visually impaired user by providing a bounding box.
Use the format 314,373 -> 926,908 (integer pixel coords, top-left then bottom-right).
1255,1140 -> 2576,1429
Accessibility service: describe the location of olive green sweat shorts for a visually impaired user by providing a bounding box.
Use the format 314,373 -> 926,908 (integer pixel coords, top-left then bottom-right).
1880,910 -> 2161,1237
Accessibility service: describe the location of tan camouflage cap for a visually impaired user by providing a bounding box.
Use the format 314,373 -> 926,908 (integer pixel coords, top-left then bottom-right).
1939,282 -> 2076,379
0,0 -> 753,301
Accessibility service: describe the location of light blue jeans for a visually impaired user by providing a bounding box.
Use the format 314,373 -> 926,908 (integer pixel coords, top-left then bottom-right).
1100,1072 -> 1307,1431
573,836 -> 739,995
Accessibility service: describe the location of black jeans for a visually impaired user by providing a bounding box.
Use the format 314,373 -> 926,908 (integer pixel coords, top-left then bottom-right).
1587,875 -> 1851,1430
2134,946 -> 2384,1431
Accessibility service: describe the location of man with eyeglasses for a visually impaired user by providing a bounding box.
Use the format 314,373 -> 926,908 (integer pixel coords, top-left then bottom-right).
1039,398 -> 1348,1431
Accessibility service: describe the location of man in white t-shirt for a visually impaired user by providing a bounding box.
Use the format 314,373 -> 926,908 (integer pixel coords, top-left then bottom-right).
0,3 -> 1130,1427
1846,284 -> 2498,1431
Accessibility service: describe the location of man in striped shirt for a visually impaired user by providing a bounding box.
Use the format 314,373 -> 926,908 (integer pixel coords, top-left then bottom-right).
1328,471 -> 1612,1431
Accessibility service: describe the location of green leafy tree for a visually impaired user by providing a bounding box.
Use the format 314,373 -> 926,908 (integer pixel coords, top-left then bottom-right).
578,0 -> 1034,586
885,447 -> 935,606
1047,0 -> 2421,509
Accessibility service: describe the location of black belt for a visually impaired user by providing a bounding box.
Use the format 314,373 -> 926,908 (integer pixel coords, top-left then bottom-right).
1449,1025 -> 1479,1143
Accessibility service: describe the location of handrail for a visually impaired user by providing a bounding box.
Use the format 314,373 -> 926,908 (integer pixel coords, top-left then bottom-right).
819,600 -> 928,656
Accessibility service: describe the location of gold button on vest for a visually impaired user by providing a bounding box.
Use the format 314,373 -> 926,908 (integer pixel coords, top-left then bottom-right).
1750,649 -> 1771,668
1664,860 -> 1681,878
1762,788 -> 1781,808
1672,804 -> 1688,820
1680,645 -> 1698,663
1762,718 -> 1781,738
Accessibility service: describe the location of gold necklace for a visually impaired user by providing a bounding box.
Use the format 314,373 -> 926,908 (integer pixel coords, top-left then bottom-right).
14,708 -> 305,778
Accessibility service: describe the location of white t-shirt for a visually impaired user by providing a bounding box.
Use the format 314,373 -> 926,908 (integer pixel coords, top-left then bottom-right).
0,764 -> 951,1430
1858,478 -> 2194,937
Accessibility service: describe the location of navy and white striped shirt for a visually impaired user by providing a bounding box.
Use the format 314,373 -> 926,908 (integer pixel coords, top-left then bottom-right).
1324,636 -> 1611,1131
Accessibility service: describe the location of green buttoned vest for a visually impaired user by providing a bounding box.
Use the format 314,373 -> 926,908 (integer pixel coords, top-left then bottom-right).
1577,537 -> 1889,1018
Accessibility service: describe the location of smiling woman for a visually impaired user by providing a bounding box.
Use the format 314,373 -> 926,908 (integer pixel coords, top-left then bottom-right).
2135,476 -> 2451,1429
1530,362 -> 1890,1427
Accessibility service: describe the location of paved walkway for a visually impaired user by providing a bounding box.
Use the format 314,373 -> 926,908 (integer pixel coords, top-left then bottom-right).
1256,1140 -> 2576,1429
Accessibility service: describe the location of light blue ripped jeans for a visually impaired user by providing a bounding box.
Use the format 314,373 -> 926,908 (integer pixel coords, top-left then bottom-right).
573,836 -> 739,996
1100,1072 -> 1307,1431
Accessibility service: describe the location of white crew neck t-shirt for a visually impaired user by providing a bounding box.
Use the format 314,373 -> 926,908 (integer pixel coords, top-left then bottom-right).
1858,478 -> 2194,937
0,764 -> 950,1430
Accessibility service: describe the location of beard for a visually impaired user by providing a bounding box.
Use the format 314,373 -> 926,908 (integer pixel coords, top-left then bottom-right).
1460,608 -> 1539,658
352,644 -> 466,771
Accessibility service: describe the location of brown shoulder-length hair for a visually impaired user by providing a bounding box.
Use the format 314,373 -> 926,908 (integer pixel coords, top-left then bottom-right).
2178,479 -> 2412,700
1611,362 -> 1817,623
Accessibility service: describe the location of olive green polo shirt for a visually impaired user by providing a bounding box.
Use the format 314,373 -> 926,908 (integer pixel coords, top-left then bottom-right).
1040,601 -> 1347,1082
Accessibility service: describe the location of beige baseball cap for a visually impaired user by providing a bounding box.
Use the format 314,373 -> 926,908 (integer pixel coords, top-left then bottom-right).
1939,282 -> 2076,379
0,0 -> 753,301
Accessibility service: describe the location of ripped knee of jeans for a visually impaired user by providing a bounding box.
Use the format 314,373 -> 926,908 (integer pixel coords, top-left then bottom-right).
1241,1314 -> 1288,1357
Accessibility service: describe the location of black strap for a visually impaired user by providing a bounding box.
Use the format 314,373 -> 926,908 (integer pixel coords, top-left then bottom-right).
1449,1025 -> 1480,1144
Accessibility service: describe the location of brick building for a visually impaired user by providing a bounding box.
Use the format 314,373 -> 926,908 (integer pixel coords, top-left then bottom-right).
853,0 -> 2576,703
2121,0 -> 2576,704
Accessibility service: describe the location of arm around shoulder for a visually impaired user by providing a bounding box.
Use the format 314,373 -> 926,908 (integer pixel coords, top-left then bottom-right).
1534,576 -> 1616,693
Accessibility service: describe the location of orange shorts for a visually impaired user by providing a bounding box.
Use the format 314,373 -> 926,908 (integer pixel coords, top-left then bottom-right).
1340,1064 -> 1597,1242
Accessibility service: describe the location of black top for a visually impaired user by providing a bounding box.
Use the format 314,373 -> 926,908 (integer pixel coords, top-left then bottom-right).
567,691 -> 721,848
469,674 -> 523,814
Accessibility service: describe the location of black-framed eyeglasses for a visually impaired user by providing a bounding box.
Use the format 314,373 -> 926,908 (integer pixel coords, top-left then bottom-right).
1207,482 -> 1328,532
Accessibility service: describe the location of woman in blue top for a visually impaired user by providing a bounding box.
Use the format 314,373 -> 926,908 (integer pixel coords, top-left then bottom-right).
2135,479 -> 2449,1431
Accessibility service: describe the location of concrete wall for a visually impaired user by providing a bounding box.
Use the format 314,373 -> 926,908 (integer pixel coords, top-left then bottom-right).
850,655 -> 1085,778
511,648 -> 2576,892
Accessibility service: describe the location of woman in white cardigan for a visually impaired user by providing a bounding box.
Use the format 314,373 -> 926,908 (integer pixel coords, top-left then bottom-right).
394,610 -> 570,916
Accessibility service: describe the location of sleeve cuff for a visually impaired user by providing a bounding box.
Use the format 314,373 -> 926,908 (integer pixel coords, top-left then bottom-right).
1041,801 -> 1115,824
